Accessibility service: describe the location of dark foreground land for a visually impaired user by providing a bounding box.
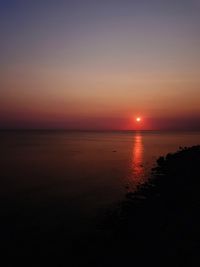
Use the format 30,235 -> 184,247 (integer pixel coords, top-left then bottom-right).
2,146 -> 200,266
97,145 -> 200,267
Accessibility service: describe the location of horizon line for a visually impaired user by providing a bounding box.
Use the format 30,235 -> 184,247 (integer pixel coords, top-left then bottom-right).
0,128 -> 200,132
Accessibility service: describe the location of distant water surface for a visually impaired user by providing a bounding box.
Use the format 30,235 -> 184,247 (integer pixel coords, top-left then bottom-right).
1,131 -> 200,237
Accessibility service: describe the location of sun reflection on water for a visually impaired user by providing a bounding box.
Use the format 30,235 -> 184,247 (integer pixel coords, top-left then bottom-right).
127,132 -> 145,190
133,133 -> 144,182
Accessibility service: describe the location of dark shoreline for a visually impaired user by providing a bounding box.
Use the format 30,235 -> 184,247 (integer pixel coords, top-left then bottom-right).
98,145 -> 200,266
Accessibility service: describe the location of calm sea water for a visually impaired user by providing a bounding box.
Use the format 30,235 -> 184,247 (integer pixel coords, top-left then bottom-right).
1,131 -> 200,236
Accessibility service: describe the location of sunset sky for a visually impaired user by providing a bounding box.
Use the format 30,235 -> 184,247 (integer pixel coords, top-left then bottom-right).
1,0 -> 200,130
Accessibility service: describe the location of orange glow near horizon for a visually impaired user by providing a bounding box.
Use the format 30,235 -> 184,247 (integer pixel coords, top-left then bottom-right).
136,117 -> 141,122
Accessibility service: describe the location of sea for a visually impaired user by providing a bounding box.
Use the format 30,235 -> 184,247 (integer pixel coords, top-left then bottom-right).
1,130 -> 200,240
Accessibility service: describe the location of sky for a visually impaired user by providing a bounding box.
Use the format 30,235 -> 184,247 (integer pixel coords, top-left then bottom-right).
0,0 -> 200,130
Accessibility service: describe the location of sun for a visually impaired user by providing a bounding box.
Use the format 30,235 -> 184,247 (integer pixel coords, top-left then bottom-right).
136,117 -> 141,122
